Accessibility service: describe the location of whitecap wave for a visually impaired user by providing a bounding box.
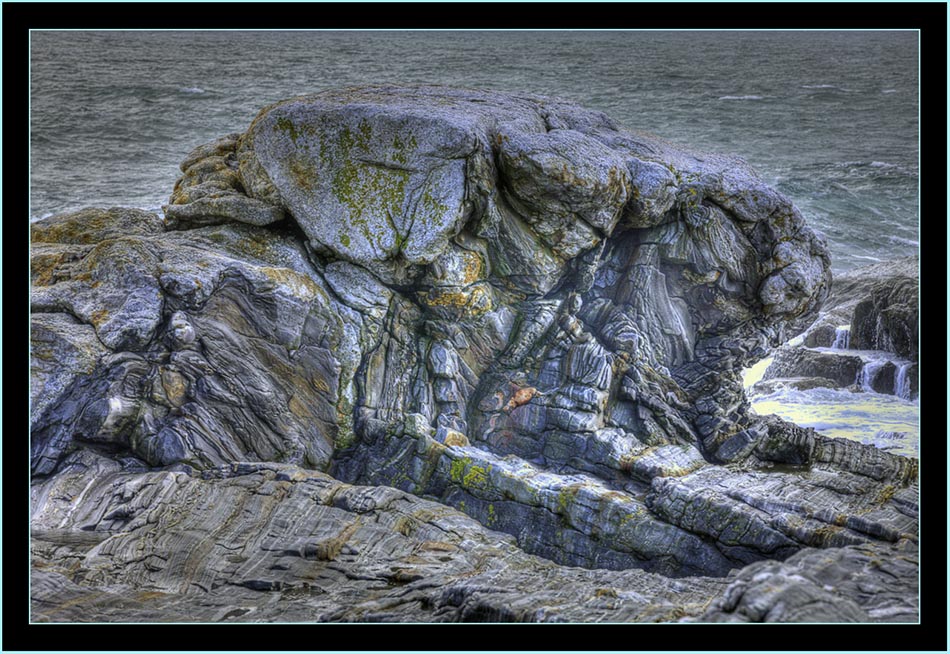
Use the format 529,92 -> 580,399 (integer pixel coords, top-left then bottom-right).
179,86 -> 206,94
886,235 -> 919,247
834,160 -> 911,174
802,84 -> 851,92
718,95 -> 764,101
882,89 -> 898,94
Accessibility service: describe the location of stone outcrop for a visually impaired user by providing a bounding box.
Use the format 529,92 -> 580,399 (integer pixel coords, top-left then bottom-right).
822,257 -> 918,360
697,539 -> 919,623
32,453 -> 735,623
30,87 -> 918,623
757,257 -> 919,400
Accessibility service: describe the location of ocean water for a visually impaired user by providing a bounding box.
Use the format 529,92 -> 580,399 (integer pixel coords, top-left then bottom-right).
30,31 -> 920,457
30,30 -> 919,272
742,349 -> 919,459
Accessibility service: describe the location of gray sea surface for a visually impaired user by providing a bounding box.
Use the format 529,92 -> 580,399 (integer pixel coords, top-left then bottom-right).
30,30 -> 919,273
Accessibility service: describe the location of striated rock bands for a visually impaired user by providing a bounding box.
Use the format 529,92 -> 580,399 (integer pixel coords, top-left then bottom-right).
31,87 -> 917,623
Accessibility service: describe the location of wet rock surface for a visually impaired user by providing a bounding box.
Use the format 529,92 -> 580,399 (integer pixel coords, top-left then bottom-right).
761,257 -> 919,400
30,87 -> 917,623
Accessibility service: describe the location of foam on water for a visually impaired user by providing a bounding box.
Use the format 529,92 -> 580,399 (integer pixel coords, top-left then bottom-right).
894,362 -> 915,401
749,386 -> 919,458
742,340 -> 919,459
857,358 -> 888,391
741,356 -> 774,389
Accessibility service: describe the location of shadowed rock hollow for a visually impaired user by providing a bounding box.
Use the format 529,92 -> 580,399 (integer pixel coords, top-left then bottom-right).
30,87 -> 918,622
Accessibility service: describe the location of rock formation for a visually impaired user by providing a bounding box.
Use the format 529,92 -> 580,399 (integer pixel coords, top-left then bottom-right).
757,256 -> 919,400
30,87 -> 918,623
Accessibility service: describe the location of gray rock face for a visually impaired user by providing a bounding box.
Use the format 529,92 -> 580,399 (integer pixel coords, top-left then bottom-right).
697,539 -> 918,623
31,87 -> 917,623
759,256 -> 919,399
32,454 -> 737,623
164,133 -> 286,230
31,209 -> 350,475
763,346 -> 865,388
831,257 -> 919,360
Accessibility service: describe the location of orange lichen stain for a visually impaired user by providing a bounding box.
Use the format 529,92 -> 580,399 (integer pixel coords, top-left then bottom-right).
89,308 -> 110,326
258,267 -> 320,298
503,387 -> 538,412
442,430 -> 470,448
309,376 -> 330,393
458,252 -> 485,285
424,288 -> 470,309
288,394 -> 311,419
161,369 -> 188,407
416,540 -> 459,553
135,590 -> 171,602
288,157 -> 317,193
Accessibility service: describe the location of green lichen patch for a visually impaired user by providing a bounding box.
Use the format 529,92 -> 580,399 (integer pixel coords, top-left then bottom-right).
274,116 -> 300,145
448,456 -> 491,491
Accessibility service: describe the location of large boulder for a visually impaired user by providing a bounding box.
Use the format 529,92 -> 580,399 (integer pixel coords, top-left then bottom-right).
31,87 -> 917,623
31,209 -> 354,475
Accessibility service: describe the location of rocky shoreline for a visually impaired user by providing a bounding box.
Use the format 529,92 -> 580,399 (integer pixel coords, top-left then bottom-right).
30,87 -> 918,623
754,256 -> 918,400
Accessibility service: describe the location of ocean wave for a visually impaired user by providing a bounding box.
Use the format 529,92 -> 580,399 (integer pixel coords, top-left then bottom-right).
802,84 -> 853,91
886,235 -> 919,247
833,160 -> 913,175
179,86 -> 206,94
718,95 -> 764,101
881,89 -> 899,94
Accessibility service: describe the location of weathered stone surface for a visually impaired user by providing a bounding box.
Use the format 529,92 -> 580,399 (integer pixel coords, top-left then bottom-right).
31,454 -> 734,623
32,210 -> 166,352
31,87 -> 917,623
30,313 -> 108,432
762,346 -> 865,388
164,133 -> 286,230
757,256 -> 919,399
30,210 -> 353,475
697,540 -> 918,623
648,465 -> 917,559
31,206 -> 165,245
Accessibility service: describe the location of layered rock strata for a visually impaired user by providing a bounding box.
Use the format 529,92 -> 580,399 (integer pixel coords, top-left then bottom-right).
30,87 -> 918,622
